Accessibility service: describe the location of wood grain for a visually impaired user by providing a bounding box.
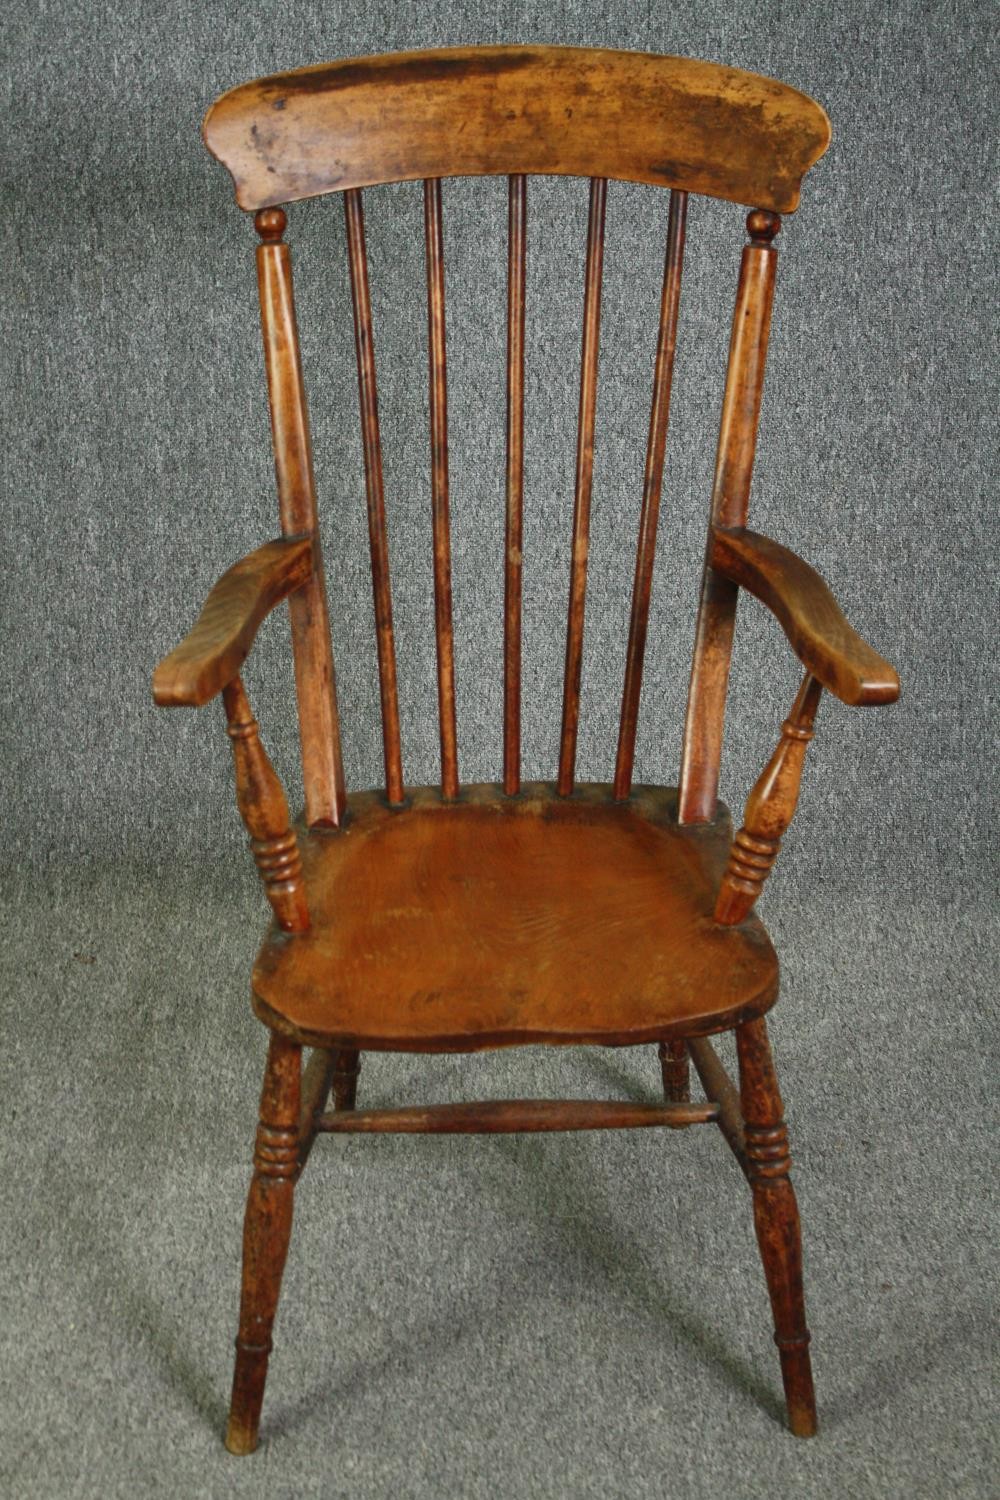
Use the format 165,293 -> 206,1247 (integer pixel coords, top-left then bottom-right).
715,674 -> 822,925
204,47 -> 830,214
226,1032 -> 301,1455
256,208 -> 347,827
737,1017 -> 817,1437
344,188 -> 405,804
424,178 -> 459,798
297,1047 -> 335,1170
250,782 -> 779,1051
614,189 -> 687,799
657,1037 -> 691,1103
686,1035 -> 750,1180
222,677 -> 310,934
679,210 -> 781,825
504,173 -> 527,796
314,1098 -> 718,1133
709,526 -> 900,706
558,177 -> 607,796
153,538 -> 312,708
178,48 -> 910,1450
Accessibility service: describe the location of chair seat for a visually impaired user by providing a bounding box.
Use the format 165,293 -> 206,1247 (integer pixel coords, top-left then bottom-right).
251,782 -> 779,1051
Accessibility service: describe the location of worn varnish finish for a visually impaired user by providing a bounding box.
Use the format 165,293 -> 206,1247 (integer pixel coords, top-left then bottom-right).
658,1039 -> 691,1103
679,209 -> 781,826
314,1098 -> 718,1133
715,673 -> 822,925
255,208 -> 347,828
558,177 -> 607,796
737,1018 -> 816,1437
226,1031 -> 301,1455
424,178 -> 459,799
151,45 -> 902,1452
331,1046 -> 361,1111
710,526 -> 900,705
223,678 -> 310,934
153,538 -> 312,708
344,188 -> 405,805
203,47 -> 830,213
504,173 -> 527,796
615,189 -> 687,799
252,784 -> 778,1051
687,1035 -> 750,1178
297,1047 -> 336,1169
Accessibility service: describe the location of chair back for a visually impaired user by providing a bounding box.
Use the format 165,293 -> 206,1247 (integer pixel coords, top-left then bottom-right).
203,46 -> 831,827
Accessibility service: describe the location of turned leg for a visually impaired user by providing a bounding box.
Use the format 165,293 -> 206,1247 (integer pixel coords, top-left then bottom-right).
226,1032 -> 301,1456
736,1017 -> 817,1437
657,1039 -> 690,1102
331,1047 -> 361,1111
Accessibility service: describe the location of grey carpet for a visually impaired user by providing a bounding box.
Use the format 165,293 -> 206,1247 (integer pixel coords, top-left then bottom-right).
2,0 -> 997,1495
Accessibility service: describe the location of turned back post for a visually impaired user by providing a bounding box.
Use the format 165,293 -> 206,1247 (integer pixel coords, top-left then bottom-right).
206,48 -> 831,815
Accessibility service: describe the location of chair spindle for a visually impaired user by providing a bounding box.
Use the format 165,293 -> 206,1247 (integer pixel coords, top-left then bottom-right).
423,178 -> 459,800
679,209 -> 781,824
558,176 -> 608,796
344,188 -> 405,805
504,174 -> 527,796
614,189 -> 688,799
254,207 -> 346,828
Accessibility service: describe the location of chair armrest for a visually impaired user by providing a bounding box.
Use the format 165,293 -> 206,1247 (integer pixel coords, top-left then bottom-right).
152,538 -> 313,707
709,526 -> 900,706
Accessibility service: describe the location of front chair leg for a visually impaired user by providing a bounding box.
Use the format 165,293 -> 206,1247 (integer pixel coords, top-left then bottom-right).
226,1031 -> 301,1456
736,1017 -> 817,1437
331,1047 -> 361,1111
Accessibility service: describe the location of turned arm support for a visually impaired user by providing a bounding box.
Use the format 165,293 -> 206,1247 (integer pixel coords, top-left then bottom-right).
152,537 -> 313,707
710,526 -> 899,707
710,530 -> 899,923
715,672 -> 822,925
221,677 -> 310,933
151,541 -> 312,933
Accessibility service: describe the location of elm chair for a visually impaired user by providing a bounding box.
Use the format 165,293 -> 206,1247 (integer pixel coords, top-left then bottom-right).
153,47 -> 899,1453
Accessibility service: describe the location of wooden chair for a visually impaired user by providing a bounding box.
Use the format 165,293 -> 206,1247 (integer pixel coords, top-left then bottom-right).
153,47 -> 899,1453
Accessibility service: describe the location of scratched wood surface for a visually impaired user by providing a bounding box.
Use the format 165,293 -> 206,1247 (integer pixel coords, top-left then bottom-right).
709,526 -> 900,706
203,46 -> 831,214
251,783 -> 779,1051
153,538 -> 312,708
151,48 -> 906,1450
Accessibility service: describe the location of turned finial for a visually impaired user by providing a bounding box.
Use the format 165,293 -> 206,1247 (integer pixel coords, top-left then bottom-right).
254,206 -> 287,242
747,208 -> 781,245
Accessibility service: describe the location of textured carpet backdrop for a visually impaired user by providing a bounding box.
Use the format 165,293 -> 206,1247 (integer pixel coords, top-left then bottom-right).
2,3 -> 996,1498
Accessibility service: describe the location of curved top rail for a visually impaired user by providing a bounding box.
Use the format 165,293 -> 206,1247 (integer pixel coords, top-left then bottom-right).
203,46 -> 831,214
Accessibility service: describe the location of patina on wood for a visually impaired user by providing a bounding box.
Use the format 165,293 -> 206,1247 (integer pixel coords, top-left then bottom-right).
250,783 -> 779,1052
203,46 -> 831,214
149,43 -> 903,1455
152,538 -> 312,708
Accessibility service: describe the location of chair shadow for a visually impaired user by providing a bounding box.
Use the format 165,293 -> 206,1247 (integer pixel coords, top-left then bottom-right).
270,1045 -> 784,1438
50,1155 -> 229,1439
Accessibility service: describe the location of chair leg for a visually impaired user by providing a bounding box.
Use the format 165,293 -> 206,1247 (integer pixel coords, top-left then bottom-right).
226,1031 -> 301,1456
736,1017 -> 817,1438
657,1039 -> 690,1102
331,1047 -> 361,1111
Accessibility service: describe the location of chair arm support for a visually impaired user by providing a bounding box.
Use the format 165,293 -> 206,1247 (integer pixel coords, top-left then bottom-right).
152,538 -> 314,707
715,673 -> 822,925
709,526 -> 900,707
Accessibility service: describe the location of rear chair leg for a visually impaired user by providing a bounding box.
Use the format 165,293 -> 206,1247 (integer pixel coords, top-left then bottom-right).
736,1017 -> 817,1437
332,1047 -> 361,1111
658,1039 -> 690,1102
226,1032 -> 301,1456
